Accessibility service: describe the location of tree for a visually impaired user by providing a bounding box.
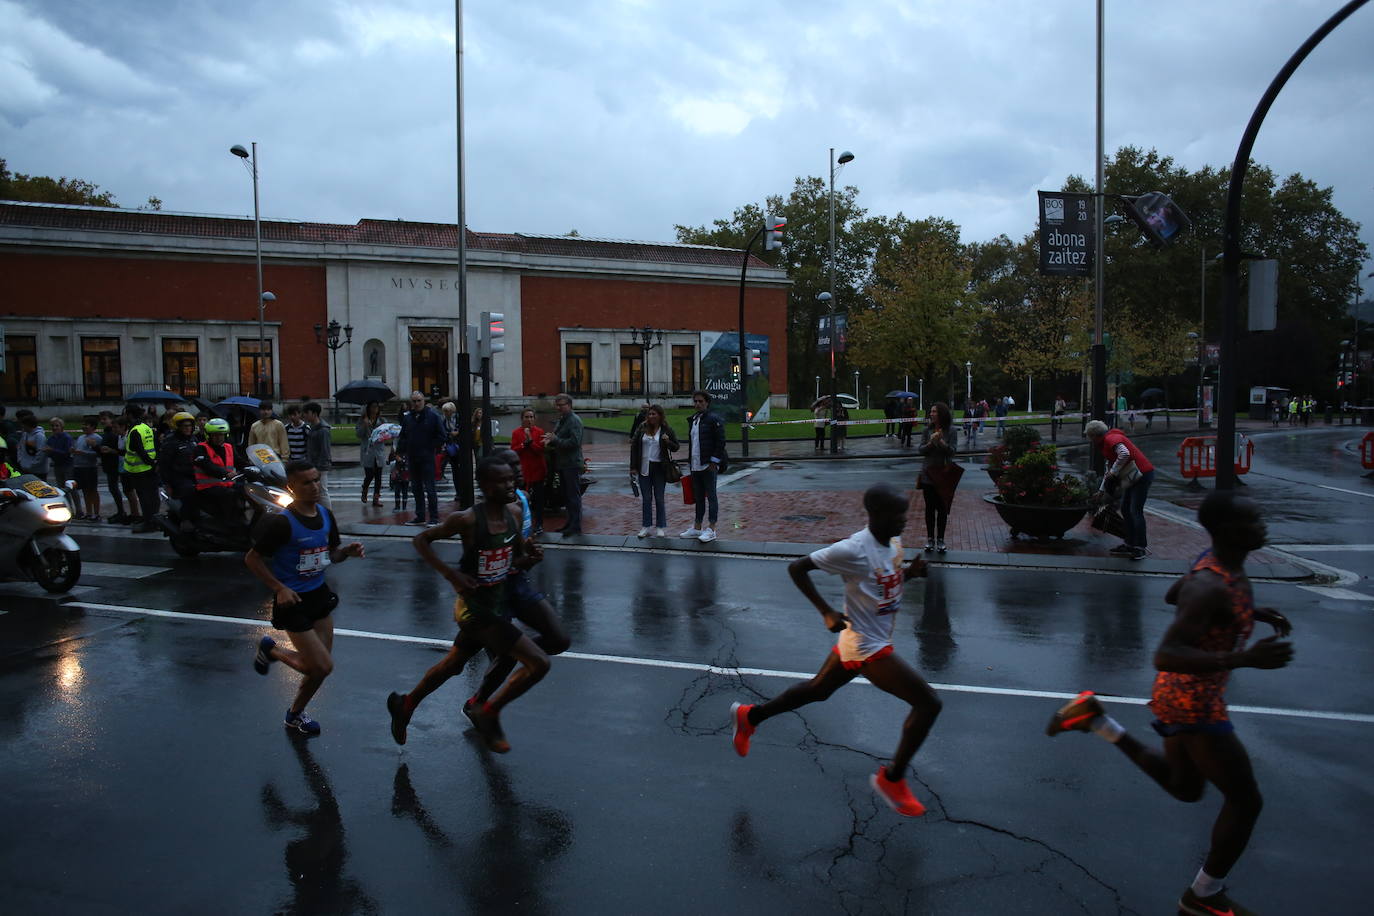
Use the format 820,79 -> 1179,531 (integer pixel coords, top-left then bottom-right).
0,157 -> 118,206
849,226 -> 979,403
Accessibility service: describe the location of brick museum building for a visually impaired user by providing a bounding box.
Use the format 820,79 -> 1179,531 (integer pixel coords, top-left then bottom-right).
0,201 -> 789,412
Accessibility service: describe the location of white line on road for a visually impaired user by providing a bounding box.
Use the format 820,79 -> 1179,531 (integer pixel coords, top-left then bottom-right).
1283,544 -> 1374,553
66,600 -> 1374,726
1296,586 -> 1371,601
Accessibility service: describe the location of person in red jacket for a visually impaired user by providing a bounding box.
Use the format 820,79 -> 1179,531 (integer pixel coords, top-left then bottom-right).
509,408 -> 548,535
1086,419 -> 1155,559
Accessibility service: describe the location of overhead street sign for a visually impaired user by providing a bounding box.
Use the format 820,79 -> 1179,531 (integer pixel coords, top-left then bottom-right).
1037,191 -> 1094,278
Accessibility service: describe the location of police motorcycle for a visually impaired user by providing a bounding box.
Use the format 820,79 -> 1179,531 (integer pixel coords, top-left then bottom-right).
159,441 -> 294,558
0,474 -> 81,592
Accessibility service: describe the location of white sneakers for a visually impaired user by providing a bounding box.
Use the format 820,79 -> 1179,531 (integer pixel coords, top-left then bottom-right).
680,527 -> 702,538
656,527 -> 668,537
698,527 -> 717,542
637,527 -> 651,538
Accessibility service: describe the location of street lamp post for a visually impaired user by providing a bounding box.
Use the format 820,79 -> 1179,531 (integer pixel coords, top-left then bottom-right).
853,369 -> 860,403
315,320 -> 353,421
230,142 -> 273,399
918,378 -> 923,413
633,326 -> 664,402
965,361 -> 972,404
827,147 -> 854,454
815,375 -> 820,402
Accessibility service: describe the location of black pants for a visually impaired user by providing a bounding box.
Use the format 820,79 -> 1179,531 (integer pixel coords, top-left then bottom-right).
129,470 -> 161,522
103,468 -> 125,514
919,483 -> 948,540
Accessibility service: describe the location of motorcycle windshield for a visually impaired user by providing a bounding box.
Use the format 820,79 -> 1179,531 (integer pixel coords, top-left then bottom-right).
244,444 -> 288,483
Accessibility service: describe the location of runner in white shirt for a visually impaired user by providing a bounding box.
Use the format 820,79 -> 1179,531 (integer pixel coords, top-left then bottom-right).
729,483 -> 938,817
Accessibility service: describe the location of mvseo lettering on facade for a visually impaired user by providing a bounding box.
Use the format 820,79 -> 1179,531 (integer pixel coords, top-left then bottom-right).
1037,191 -> 1094,278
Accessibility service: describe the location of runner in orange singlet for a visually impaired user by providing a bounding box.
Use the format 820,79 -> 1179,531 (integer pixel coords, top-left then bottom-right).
1045,492 -> 1293,916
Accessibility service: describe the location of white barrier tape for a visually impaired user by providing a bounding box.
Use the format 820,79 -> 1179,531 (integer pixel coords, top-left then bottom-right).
746,408 -> 1199,428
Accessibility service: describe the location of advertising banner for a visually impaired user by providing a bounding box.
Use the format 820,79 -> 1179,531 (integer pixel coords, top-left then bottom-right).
815,314 -> 847,355
1037,191 -> 1094,277
699,331 -> 770,423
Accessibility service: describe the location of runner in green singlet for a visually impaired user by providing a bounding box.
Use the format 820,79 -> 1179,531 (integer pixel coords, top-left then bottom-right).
386,456 -> 550,753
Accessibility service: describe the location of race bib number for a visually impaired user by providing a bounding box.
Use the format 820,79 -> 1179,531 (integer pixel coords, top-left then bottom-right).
874,537 -> 903,615
476,545 -> 513,584
296,545 -> 330,577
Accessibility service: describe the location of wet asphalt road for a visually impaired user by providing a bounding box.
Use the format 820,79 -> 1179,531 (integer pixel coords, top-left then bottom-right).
2,425 -> 1372,915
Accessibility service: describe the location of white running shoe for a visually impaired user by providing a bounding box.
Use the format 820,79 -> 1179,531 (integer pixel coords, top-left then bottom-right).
698,527 -> 717,543
637,527 -> 651,538
680,527 -> 702,538
656,527 -> 668,537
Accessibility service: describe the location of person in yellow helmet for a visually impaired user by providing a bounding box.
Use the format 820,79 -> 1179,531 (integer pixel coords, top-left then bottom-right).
159,412 -> 201,530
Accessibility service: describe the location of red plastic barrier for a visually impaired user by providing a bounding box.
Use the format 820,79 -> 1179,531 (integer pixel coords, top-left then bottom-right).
1178,437 -> 1215,480
1178,435 -> 1253,481
1362,431 -> 1374,470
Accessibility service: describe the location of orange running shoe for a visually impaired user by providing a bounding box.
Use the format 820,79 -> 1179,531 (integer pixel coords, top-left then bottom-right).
1045,690 -> 1105,737
730,702 -> 755,757
870,766 -> 926,817
1178,887 -> 1256,916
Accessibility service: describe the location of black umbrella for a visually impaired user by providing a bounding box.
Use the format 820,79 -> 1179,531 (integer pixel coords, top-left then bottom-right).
885,390 -> 918,399
335,379 -> 396,404
125,389 -> 185,404
1139,387 -> 1165,401
811,393 -> 860,410
186,395 -> 219,417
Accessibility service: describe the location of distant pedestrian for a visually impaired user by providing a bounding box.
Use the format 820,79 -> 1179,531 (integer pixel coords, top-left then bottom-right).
833,403 -> 849,452
284,405 -> 309,462
398,391 -> 444,525
45,417 -> 74,490
72,417 -> 103,520
917,403 -> 957,553
899,397 -> 917,447
550,393 -> 586,536
302,402 -> 332,510
1053,395 -> 1067,436
813,403 -> 828,450
389,451 -> 410,511
681,390 -> 727,542
248,402 -> 290,457
630,404 -> 680,538
510,408 -> 548,535
1269,399 -> 1280,428
355,401 -> 386,507
124,408 -> 161,532
97,411 -> 127,522
15,410 -> 47,480
994,396 -> 1008,437
440,401 -> 462,484
884,397 -> 898,438
1086,419 -> 1155,560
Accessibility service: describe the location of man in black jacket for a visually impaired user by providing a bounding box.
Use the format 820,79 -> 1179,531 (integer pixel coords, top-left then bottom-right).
398,391 -> 444,525
680,390 -> 727,543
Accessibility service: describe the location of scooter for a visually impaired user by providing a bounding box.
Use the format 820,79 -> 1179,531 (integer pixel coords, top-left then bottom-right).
157,444 -> 294,558
0,474 -> 81,592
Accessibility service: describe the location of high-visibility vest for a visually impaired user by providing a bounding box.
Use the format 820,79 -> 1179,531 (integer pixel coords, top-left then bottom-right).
123,423 -> 156,474
194,442 -> 235,490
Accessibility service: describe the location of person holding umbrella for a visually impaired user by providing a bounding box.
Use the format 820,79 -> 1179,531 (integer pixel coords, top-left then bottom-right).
355,401 -> 387,507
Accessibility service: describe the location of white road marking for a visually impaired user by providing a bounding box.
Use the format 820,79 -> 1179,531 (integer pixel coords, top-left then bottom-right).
81,562 -> 171,579
1296,586 -> 1371,601
0,584 -> 100,598
66,601 -> 1374,726
1247,472 -> 1374,500
1283,544 -> 1374,553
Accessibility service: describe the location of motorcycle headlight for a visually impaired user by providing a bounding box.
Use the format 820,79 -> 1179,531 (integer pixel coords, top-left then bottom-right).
274,492 -> 294,508
44,503 -> 73,524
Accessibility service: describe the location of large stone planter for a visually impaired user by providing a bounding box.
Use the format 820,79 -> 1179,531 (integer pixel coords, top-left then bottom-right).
983,494 -> 1088,539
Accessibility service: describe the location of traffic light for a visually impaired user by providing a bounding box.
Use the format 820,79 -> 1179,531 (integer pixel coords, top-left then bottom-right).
479,311 -> 505,358
747,348 -> 762,375
1124,191 -> 1192,248
730,357 -> 741,380
764,214 -> 787,251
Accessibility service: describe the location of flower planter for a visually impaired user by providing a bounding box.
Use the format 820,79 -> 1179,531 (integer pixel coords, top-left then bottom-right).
985,467 -> 1004,485
983,494 -> 1088,539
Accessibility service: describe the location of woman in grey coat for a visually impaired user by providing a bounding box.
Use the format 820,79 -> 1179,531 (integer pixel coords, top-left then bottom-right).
355,401 -> 387,507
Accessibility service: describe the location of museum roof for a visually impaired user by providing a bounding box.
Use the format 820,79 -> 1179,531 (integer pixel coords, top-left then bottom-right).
0,200 -> 774,269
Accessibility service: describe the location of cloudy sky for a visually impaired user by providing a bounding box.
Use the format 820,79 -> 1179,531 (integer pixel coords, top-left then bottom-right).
2,0 -> 1371,276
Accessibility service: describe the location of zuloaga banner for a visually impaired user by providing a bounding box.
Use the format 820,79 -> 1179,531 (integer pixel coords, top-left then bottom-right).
700,331 -> 770,423
1037,191 -> 1094,278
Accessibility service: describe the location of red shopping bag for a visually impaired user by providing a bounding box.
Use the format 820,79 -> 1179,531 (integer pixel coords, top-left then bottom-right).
681,472 -> 695,505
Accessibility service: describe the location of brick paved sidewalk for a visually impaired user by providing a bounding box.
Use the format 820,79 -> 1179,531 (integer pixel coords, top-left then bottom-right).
333,465 -> 1294,574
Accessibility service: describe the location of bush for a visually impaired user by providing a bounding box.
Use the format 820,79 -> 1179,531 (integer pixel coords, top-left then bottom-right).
995,442 -> 1089,507
987,424 -> 1042,473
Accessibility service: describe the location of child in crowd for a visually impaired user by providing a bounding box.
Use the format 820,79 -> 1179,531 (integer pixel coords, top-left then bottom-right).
72,417 -> 104,521
389,450 -> 410,511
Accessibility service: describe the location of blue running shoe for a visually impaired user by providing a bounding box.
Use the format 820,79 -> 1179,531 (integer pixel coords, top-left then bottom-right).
253,635 -> 276,675
284,709 -> 321,735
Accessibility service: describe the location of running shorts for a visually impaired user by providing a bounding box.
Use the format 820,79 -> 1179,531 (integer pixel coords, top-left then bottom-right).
455,615 -> 523,658
271,584 -> 338,633
832,643 -> 894,671
1151,719 -> 1235,737
509,571 -> 545,612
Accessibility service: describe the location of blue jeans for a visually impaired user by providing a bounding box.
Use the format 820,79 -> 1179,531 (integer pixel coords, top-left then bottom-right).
691,467 -> 718,527
639,464 -> 667,528
1120,469 -> 1154,548
409,453 -> 438,520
